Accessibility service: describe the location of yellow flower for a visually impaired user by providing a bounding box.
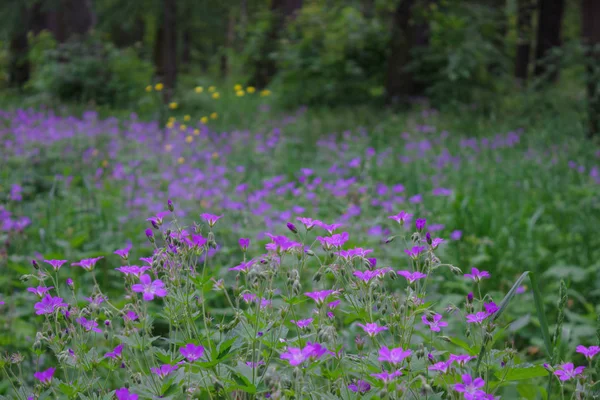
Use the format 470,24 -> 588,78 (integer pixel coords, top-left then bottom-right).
179,124 -> 187,131
212,152 -> 219,159
165,144 -> 173,152
200,116 -> 208,124
212,92 -> 220,99
166,121 -> 174,129
168,116 -> 175,123
185,135 -> 193,143
246,86 -> 256,94
193,129 -> 200,136
169,102 -> 178,110
260,89 -> 271,97
177,157 -> 185,164
184,115 -> 191,122
155,83 -> 164,91
145,85 -> 153,92
195,86 -> 204,93
208,86 -> 216,92
234,84 -> 242,91
101,160 -> 109,168
210,112 -> 218,120
236,90 -> 245,97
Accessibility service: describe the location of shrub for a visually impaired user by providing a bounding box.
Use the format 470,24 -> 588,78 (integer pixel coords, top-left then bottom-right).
1,202 -> 597,399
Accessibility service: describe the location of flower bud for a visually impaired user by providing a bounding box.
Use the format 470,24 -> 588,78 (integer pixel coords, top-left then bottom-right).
355,335 -> 365,351
32,260 -> 39,270
467,292 -> 473,304
426,232 -> 432,245
305,249 -> 315,257
385,236 -> 395,244
167,199 -> 174,212
286,222 -> 298,234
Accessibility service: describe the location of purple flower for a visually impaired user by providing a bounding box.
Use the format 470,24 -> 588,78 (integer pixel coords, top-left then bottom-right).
576,345 -> 600,360
85,295 -> 105,307
305,290 -> 336,304
353,268 -> 391,282
145,229 -> 153,240
554,363 -> 585,381
43,259 -> 68,271
114,242 -> 132,259
415,218 -> 426,231
34,295 -> 67,315
246,360 -> 265,368
124,311 -> 138,321
449,354 -> 476,366
286,222 -> 298,234
378,346 -> 412,364
290,318 -> 313,329
296,217 -> 320,230
370,370 -> 402,383
428,361 -> 451,373
76,317 -> 102,333
357,323 -> 388,337
201,213 -> 223,227
105,344 -> 124,359
27,286 -> 54,297
315,221 -> 343,234
450,230 -> 463,240
388,211 -> 412,225
229,260 -> 254,272
422,313 -> 448,332
348,380 -> 371,393
131,274 -> 168,301
146,211 -> 169,229
71,256 -> 104,271
239,238 -> 250,250
404,246 -> 426,258
115,387 -> 139,400
151,364 -> 179,378
397,270 -> 427,284
242,293 -> 257,303
180,343 -> 205,362
431,238 -> 444,248
466,312 -> 489,324
115,265 -> 150,277
453,374 -> 486,398
316,232 -> 349,249
328,299 -> 341,309
484,302 -> 498,316
464,267 -> 490,282
280,342 -> 330,366
516,286 -> 526,294
33,367 -> 55,385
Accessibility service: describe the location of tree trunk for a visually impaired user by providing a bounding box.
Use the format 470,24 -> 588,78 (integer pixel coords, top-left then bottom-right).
515,0 -> 535,84
581,0 -> 600,138
62,0 -> 95,38
31,0 -> 94,42
156,0 -> 177,100
385,0 -> 430,105
534,0 -> 565,82
8,6 -> 30,88
251,0 -> 303,88
220,11 -> 236,78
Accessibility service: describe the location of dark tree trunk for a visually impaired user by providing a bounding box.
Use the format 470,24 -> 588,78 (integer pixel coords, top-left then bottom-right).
182,29 -> 191,66
8,6 -> 30,88
385,0 -> 430,105
31,0 -> 94,42
220,12 -> 236,78
534,0 -> 565,82
251,0 -> 303,88
515,0 -> 535,84
581,0 -> 600,138
63,0 -> 95,38
111,17 -> 145,47
155,0 -> 177,100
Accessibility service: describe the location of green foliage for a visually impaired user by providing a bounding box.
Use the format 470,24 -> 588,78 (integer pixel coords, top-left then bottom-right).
272,2 -> 388,106
28,34 -> 153,107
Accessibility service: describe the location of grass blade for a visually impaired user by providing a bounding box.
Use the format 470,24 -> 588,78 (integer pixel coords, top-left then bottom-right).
529,272 -> 552,358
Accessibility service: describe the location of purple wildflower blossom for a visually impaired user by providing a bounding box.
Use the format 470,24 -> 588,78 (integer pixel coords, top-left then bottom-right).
466,312 -> 489,324
114,242 -> 132,259
357,323 -> 388,337
34,295 -> 67,315
146,211 -> 169,228
115,265 -> 150,277
429,361 -> 451,373
296,217 -> 320,230
27,286 -> 54,297
105,344 -> 124,359
305,290 -> 337,304
85,295 -> 105,307
115,388 -> 139,400
378,346 -> 412,364
71,256 -> 104,271
328,300 -> 341,309
388,211 -> 412,225
484,302 -> 498,316
180,343 -> 205,362
397,270 -> 427,283
131,274 -> 168,301
450,230 -> 463,240
554,363 -> 585,381
449,354 -> 476,366
404,246 -> 426,258
201,213 -> 223,227
415,218 -> 427,231
33,367 -> 55,385
464,267 -> 491,282
239,238 -> 250,250
43,259 -> 68,271
280,342 -> 330,366
576,345 -> 600,360
315,221 -> 343,234
453,374 -> 486,398
291,318 -> 313,329
431,238 -> 444,248
124,311 -> 138,321
348,380 -> 371,393
76,317 -> 102,333
229,260 -> 254,272
370,370 -> 403,383
151,364 -> 179,378
422,313 -> 448,332
353,268 -> 391,282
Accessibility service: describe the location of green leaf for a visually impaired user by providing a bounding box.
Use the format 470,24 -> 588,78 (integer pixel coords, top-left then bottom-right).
529,272 -> 552,358
516,382 -> 540,400
448,337 -> 478,356
496,365 -> 549,381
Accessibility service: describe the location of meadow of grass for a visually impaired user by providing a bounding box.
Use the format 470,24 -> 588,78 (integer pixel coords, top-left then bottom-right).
0,82 -> 599,398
